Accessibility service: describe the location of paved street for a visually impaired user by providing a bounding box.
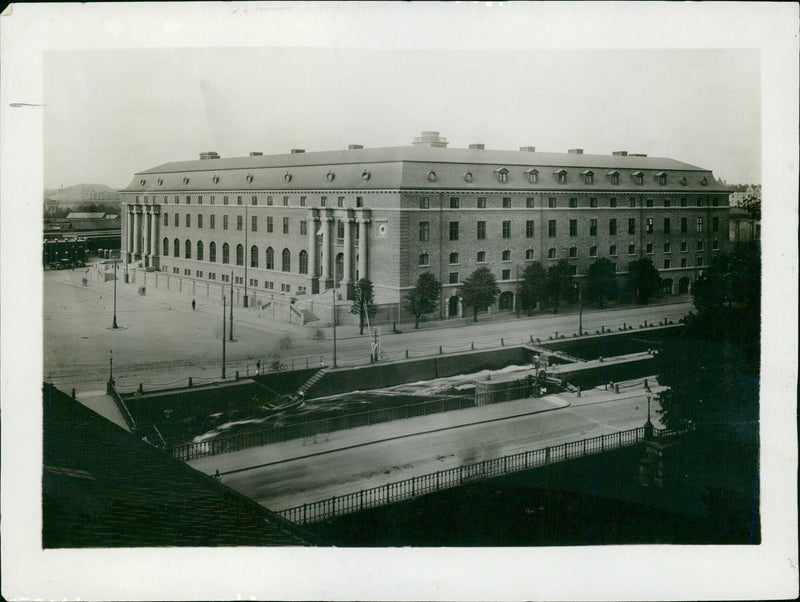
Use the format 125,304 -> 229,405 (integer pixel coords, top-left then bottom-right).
188,379 -> 664,512
44,263 -> 691,396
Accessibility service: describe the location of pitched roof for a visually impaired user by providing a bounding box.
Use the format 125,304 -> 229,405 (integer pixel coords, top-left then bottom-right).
42,384 -> 319,547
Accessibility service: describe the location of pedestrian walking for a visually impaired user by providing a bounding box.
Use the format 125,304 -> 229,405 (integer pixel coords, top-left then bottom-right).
192,299 -> 196,311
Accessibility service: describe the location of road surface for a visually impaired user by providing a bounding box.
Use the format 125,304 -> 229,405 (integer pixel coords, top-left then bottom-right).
188,378 -> 664,512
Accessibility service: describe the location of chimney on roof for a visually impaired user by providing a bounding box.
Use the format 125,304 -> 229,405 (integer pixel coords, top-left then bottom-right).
249,152 -> 263,156
290,148 -> 305,154
412,131 -> 448,148
568,148 -> 583,154
468,143 -> 485,150
200,151 -> 220,160
519,146 -> 536,152
612,151 -> 628,156
348,144 -> 364,150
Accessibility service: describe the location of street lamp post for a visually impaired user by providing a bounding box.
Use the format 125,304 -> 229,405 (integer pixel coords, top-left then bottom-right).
229,271 -> 234,341
106,350 -> 115,394
222,295 -> 227,379
331,286 -> 338,369
243,203 -> 249,308
644,387 -> 654,439
112,260 -> 119,329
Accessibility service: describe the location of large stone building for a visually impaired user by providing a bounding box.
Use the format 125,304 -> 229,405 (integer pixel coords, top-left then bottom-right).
121,132 -> 730,320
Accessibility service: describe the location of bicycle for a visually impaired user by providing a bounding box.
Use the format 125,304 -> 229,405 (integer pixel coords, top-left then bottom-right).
269,360 -> 288,372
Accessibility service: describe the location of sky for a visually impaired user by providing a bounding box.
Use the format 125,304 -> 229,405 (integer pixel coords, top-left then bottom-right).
44,46 -> 760,190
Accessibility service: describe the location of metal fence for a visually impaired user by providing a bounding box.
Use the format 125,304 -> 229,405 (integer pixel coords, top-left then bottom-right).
277,426 -> 680,525
172,394 -> 475,461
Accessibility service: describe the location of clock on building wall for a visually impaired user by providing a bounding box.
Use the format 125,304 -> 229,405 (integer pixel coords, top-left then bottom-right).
377,223 -> 388,237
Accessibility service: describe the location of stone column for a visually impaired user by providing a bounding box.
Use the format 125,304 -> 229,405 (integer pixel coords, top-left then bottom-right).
321,215 -> 333,287
307,212 -> 319,293
133,206 -> 142,257
357,217 -> 370,281
343,217 -> 354,298
150,206 -> 160,269
144,208 -> 152,262
125,206 -> 134,262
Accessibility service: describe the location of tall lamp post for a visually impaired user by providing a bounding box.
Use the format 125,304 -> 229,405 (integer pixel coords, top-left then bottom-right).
644,386 -> 654,439
222,295 -> 227,379
112,260 -> 119,329
229,270 -> 234,341
331,286 -> 338,368
243,203 -> 249,308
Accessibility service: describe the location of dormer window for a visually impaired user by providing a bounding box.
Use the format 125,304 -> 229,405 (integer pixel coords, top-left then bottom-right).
607,170 -> 620,185
362,170 -> 371,181
427,170 -> 437,182
326,171 -> 335,182
525,168 -> 539,184
655,172 -> 667,186
581,170 -> 594,185
700,177 -> 708,186
553,169 -> 567,184
139,178 -> 147,186
494,167 -> 509,183
182,177 -> 190,185
632,171 -> 644,185
212,175 -> 220,184
464,171 -> 473,183
157,178 -> 163,186
679,177 -> 687,186
284,172 -> 292,183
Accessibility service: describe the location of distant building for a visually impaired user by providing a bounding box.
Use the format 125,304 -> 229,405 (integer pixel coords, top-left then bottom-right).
729,207 -> 760,245
729,184 -> 761,207
121,131 -> 731,318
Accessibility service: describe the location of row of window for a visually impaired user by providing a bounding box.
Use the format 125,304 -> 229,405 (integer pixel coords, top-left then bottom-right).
164,213 -> 308,235
161,267 -> 301,293
420,216 -> 719,242
418,239 -> 720,267
427,168 -> 708,187
430,195 -> 723,210
137,194 -> 365,208
162,239 -> 309,273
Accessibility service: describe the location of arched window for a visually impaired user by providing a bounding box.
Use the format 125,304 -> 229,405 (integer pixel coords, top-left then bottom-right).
299,250 -> 308,274
185,239 -> 192,259
222,242 -> 230,264
235,244 -> 244,266
250,245 -> 259,268
265,247 -> 274,270
419,253 -> 430,266
209,241 -> 216,262
282,248 -> 291,272
174,238 -> 180,257
163,237 -> 169,256
196,240 -> 204,261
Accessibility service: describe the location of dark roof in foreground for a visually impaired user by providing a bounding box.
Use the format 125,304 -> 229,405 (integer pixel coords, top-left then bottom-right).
43,383 -> 319,547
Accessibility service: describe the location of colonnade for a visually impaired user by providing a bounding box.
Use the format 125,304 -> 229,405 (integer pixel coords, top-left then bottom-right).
307,208 -> 370,298
124,203 -> 160,269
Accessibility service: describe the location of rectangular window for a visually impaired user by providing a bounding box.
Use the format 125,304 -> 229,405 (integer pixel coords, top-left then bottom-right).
251,196 -> 258,206
681,258 -> 688,268
186,214 -> 191,228
251,215 -> 257,232
569,219 -> 577,236
569,247 -> 577,258
502,221 -> 511,239
629,197 -> 636,208
525,249 -> 534,260
712,239 -> 719,250
320,196 -> 327,207
664,218 -> 671,234
164,213 -> 169,227
356,197 -> 363,208
681,241 -> 688,252
664,259 -> 671,269
548,220 -> 557,237
502,250 -> 511,261
696,217 -> 704,233
198,196 -> 204,205
664,241 -> 671,253
548,197 -> 557,208
449,222 -> 459,241
610,197 -> 617,208
210,195 -> 215,205
526,197 -> 535,208
223,196 -> 229,205
267,216 -> 273,233
646,218 -> 654,233
589,219 -> 597,236
300,196 -> 306,207
628,244 -> 636,256
174,212 -> 179,227
697,197 -> 704,207
628,218 -> 636,235
338,196 -> 344,208
664,198 -> 671,208
210,215 -> 216,229
680,197 -> 687,207
696,240 -> 704,251
502,197 -> 511,209
419,197 -> 429,209
609,218 -> 617,235
548,248 -> 557,259
681,217 -> 688,233
589,245 -> 598,257
223,215 -> 228,230
477,221 -> 486,240
283,196 -> 289,207
502,269 -> 511,280
283,217 -> 289,234
646,198 -> 653,208
712,216 -> 719,232
526,220 -> 535,238
696,255 -> 704,267
267,196 -> 273,206
477,251 -> 486,263
237,196 -> 242,205
419,221 -> 430,242
186,196 -> 191,204
237,215 -> 243,231
569,197 -> 577,208
449,272 -> 459,285
450,197 -> 459,209
198,214 -> 203,229
590,197 -> 598,208
449,252 -> 459,265
300,220 -> 307,235
174,196 -> 179,204
477,197 -> 486,208
419,254 -> 430,267
646,242 -> 653,254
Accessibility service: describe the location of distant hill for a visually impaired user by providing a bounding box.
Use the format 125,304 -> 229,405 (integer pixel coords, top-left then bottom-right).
45,183 -> 121,202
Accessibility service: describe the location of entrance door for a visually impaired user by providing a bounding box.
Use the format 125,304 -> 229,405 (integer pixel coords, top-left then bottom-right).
448,295 -> 459,317
498,291 -> 514,311
678,277 -> 690,294
334,253 -> 344,287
